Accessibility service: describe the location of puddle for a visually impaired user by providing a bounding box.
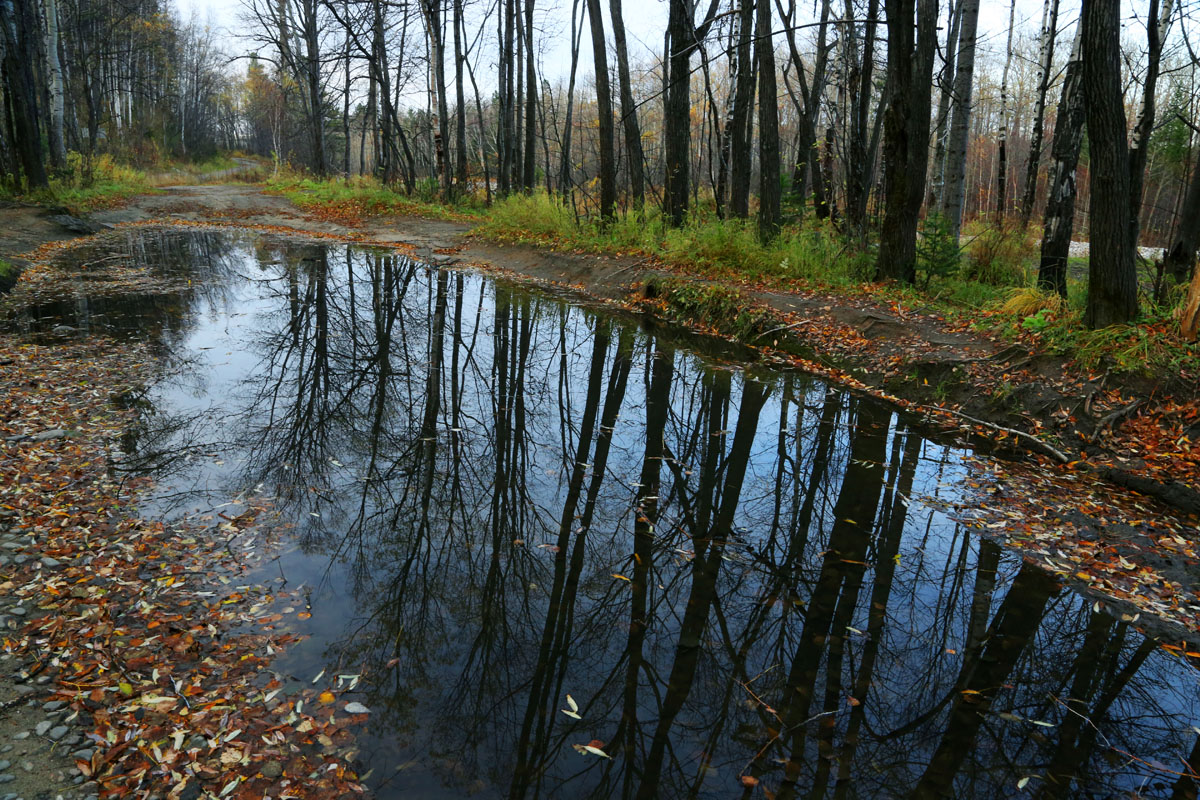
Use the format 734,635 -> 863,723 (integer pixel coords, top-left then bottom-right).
15,229 -> 1200,798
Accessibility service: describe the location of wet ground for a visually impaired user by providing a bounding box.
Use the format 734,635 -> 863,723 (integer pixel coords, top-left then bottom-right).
7,228 -> 1200,799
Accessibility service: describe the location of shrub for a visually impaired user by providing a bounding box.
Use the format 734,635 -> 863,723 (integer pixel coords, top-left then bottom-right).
960,220 -> 1035,286
916,213 -> 961,287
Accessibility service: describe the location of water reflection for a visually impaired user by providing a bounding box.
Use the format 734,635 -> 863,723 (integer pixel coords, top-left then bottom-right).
24,231 -> 1200,799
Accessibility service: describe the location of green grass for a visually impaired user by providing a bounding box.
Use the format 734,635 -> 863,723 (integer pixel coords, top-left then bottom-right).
0,152 -> 152,214
476,191 -> 872,289
264,172 -> 483,223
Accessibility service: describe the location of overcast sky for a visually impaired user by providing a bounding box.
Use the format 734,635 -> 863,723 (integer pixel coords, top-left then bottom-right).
176,0 -> 1082,102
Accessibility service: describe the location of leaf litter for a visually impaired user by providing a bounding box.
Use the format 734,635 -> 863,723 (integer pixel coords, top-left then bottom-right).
0,333 -> 369,798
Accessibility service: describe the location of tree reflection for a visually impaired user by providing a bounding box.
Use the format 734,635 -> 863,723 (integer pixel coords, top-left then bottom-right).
122,233 -> 1200,800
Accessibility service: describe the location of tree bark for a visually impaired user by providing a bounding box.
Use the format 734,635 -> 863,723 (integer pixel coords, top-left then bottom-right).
1081,0 -> 1138,328
522,0 -> 536,190
726,0 -> 755,218
756,0 -> 780,239
585,0 -> 616,219
1037,27 -> 1084,298
1019,0 -> 1060,226
928,0 -> 960,209
609,0 -> 645,205
875,0 -> 937,282
453,0 -> 468,190
0,0 -> 47,187
1127,0 -> 1173,247
43,0 -> 65,168
842,0 -> 879,237
663,0 -> 693,226
994,0 -> 1016,220
939,0 -> 980,239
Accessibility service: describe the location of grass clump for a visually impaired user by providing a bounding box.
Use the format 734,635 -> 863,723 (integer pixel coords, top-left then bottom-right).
265,171 -> 483,223
479,192 -> 868,289
645,276 -> 777,341
1000,287 -> 1066,317
23,152 -> 151,214
960,220 -> 1036,286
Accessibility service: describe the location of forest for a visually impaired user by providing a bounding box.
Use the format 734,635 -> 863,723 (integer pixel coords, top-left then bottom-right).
1,0 -> 1200,339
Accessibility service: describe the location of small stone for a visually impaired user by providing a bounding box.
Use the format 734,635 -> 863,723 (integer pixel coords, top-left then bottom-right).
48,725 -> 69,741
261,760 -> 283,780
34,721 -> 51,737
43,701 -> 66,712
71,749 -> 94,761
30,429 -> 68,442
40,557 -> 60,568
0,762 -> 8,772
10,733 -> 27,741
0,774 -> 13,783
7,607 -> 24,618
186,735 -> 207,751
343,702 -> 369,714
20,760 -> 32,772
63,735 -> 82,747
10,556 -> 26,566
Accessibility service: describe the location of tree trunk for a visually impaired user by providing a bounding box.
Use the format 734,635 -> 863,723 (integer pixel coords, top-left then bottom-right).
939,0 -> 980,240
585,0 -> 616,219
301,0 -> 326,176
726,0 -> 755,218
0,0 -> 47,187
1037,27 -> 1083,298
558,0 -> 583,194
663,0 -> 692,226
43,0 -> 65,169
994,0 -> 1016,220
874,0 -> 937,282
842,0 -> 880,237
776,0 -> 832,216
1081,0 -> 1138,328
453,0 -> 468,190
756,0 -> 780,239
1019,0 -> 1060,226
1127,0 -> 1173,247
522,0 -> 536,190
609,0 -> 644,205
928,0 -> 961,209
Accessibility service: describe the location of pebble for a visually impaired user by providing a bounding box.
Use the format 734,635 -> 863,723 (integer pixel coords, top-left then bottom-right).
0,762 -> 8,772
0,775 -> 12,784
47,726 -> 69,741
34,721 -> 51,737
10,734 -> 27,742
343,702 -> 369,714
40,557 -> 60,568
261,760 -> 283,779
43,701 -> 65,712
11,556 -> 26,566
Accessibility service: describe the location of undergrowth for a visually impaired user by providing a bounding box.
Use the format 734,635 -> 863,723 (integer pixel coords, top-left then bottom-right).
477,192 -> 872,288
264,171 -> 484,223
36,152 -> 152,214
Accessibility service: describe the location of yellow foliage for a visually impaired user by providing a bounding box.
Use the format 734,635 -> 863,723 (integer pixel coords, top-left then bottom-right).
999,287 -> 1065,317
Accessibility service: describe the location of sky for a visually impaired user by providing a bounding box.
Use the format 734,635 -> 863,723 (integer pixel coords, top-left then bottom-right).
175,0 -> 1078,98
